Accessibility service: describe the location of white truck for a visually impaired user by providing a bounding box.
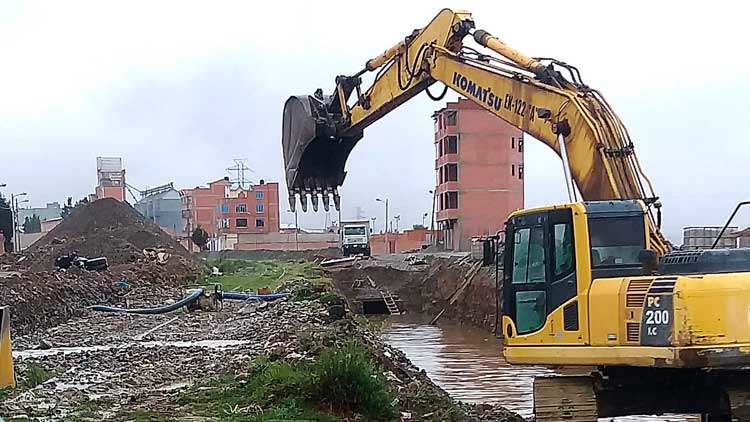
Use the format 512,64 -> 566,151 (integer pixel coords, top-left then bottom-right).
340,220 -> 371,257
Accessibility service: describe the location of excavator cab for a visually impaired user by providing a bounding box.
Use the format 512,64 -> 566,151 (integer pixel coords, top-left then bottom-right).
281,94 -> 362,213
502,200 -> 651,345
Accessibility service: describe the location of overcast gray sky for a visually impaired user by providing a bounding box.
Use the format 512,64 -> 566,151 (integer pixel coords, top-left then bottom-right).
1,0 -> 748,242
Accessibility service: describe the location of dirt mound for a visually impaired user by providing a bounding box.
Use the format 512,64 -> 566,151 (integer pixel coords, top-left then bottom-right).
1,268 -> 119,335
24,198 -> 192,271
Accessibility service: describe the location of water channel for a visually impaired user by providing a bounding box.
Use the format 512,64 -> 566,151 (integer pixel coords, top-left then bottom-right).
381,319 -> 698,422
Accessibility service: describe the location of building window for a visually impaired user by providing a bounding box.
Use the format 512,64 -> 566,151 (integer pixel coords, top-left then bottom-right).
255,191 -> 263,199
446,164 -> 458,182
235,218 -> 248,228
219,218 -> 230,229
511,137 -> 515,149
519,164 -> 524,180
512,164 -> 515,176
445,135 -> 458,154
220,204 -> 229,214
445,110 -> 457,126
256,203 -> 264,213
519,135 -> 524,152
235,203 -> 247,213
445,191 -> 458,209
256,218 -> 265,227
437,140 -> 443,157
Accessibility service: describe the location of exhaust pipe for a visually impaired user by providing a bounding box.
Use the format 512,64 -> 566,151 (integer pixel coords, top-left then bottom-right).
281,94 -> 362,212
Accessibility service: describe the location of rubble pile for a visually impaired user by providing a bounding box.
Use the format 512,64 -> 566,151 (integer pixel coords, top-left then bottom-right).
1,198 -> 203,335
23,198 -> 193,271
0,268 -> 119,336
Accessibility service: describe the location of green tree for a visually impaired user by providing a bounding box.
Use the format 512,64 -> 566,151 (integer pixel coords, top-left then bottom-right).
191,225 -> 209,251
0,194 -> 12,252
61,196 -> 90,219
23,214 -> 42,234
61,197 -> 74,219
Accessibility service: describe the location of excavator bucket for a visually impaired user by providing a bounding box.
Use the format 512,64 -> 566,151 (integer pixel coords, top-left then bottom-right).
282,95 -> 362,212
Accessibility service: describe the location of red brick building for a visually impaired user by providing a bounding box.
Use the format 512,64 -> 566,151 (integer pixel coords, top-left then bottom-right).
218,181 -> 280,235
181,177 -> 280,250
433,98 -> 524,251
181,177 -> 231,237
370,228 -> 435,255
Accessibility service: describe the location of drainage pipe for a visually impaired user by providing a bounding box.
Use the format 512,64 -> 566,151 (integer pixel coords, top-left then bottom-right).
89,288 -> 205,314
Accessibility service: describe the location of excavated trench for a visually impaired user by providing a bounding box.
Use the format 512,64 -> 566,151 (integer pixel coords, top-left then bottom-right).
329,257 -> 500,330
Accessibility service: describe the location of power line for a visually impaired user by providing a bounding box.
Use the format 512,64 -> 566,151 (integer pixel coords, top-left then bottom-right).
226,159 -> 254,190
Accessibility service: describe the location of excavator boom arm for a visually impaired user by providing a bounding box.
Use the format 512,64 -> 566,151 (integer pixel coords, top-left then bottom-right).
281,8 -> 667,254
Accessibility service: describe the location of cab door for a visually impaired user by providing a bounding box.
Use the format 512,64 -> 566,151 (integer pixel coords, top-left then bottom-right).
503,208 -> 581,343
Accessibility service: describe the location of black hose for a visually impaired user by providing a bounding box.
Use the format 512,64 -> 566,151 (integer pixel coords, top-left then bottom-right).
89,289 -> 205,314
426,83 -> 449,101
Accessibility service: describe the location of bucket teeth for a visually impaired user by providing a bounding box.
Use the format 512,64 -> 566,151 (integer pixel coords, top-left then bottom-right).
288,192 -> 297,212
322,191 -> 331,212
333,189 -> 341,211
288,187 -> 341,213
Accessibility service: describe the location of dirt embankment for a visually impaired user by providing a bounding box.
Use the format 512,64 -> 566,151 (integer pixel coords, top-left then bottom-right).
330,256 -> 502,333
0,198 -> 202,335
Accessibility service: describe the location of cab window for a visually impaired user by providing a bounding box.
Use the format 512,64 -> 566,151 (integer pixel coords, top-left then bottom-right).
512,226 -> 546,284
588,216 -> 645,267
553,222 -> 574,276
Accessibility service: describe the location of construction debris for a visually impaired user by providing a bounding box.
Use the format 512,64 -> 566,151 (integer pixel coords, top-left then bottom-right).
142,248 -> 171,264
0,198 -> 202,336
320,256 -> 359,267
54,253 -> 108,271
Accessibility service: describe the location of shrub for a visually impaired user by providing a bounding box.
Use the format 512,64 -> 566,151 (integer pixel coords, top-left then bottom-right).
24,363 -> 55,388
246,359 -> 312,406
311,342 -> 395,420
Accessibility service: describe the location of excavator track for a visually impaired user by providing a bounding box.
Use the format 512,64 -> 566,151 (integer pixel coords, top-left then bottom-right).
727,386 -> 750,421
533,376 -> 598,422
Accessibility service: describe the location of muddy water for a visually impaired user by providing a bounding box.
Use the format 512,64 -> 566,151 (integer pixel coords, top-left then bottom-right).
382,321 -> 697,421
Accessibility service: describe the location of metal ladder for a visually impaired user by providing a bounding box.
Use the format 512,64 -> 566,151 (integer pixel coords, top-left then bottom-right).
379,289 -> 401,315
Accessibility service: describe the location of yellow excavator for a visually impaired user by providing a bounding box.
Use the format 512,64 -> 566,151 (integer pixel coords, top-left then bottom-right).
282,8 -> 750,421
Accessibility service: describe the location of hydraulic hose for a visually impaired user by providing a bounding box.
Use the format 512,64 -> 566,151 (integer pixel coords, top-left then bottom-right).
89,289 -> 205,314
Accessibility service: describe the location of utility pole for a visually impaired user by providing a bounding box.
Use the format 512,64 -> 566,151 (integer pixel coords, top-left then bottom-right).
11,193 -> 27,252
295,210 -> 299,251
429,190 -> 436,246
376,198 -> 389,253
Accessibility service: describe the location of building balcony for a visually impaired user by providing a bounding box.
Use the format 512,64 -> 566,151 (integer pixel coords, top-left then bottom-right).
434,125 -> 459,139
436,153 -> 459,167
436,182 -> 459,194
436,208 -> 459,221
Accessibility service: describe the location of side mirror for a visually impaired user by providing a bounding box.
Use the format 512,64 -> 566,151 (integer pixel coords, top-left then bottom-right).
638,249 -> 659,274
